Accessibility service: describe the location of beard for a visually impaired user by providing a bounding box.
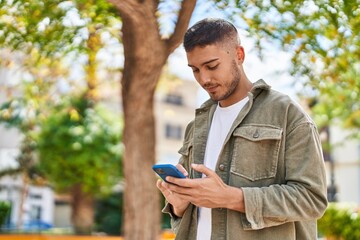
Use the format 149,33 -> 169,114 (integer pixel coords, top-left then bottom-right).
210,60 -> 241,102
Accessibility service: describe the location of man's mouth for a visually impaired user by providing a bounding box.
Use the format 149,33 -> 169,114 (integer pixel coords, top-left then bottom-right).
204,85 -> 218,93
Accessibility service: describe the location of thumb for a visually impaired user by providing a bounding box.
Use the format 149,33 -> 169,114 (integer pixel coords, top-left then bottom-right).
191,164 -> 214,177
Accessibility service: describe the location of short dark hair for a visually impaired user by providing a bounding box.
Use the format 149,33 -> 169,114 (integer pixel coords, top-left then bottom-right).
183,18 -> 239,52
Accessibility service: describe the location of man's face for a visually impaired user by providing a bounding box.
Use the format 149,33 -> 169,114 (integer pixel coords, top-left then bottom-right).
186,44 -> 242,107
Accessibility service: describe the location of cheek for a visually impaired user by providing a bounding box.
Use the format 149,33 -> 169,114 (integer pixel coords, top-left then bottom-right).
215,68 -> 230,81
193,73 -> 201,84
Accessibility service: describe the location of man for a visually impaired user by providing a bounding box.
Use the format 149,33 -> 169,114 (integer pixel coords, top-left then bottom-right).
156,18 -> 327,240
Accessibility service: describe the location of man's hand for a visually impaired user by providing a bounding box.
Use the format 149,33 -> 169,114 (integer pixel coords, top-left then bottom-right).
156,164 -> 190,217
164,164 -> 245,212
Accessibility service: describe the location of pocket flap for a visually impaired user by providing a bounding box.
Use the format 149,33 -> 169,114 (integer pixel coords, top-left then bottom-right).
233,125 -> 282,141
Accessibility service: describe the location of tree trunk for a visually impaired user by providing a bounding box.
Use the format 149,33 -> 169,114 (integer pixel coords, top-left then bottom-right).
122,82 -> 162,240
121,15 -> 166,240
107,1 -> 196,239
71,184 -> 95,235
17,173 -> 29,229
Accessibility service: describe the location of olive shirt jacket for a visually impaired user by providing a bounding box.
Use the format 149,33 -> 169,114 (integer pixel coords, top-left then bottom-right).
163,79 -> 328,240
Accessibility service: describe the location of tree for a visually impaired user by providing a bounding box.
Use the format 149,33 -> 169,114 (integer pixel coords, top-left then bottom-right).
0,201 -> 11,229
223,0 -> 359,132
0,0 -> 123,233
94,192 -> 123,236
36,95 -> 123,235
106,1 -> 196,239
0,50 -> 69,228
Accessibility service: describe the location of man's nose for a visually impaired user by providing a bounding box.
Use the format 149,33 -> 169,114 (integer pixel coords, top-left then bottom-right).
198,71 -> 211,85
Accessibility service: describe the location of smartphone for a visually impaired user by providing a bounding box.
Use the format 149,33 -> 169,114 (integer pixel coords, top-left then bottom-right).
152,164 -> 186,182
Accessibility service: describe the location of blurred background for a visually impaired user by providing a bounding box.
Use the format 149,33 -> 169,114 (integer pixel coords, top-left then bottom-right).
0,0 -> 359,240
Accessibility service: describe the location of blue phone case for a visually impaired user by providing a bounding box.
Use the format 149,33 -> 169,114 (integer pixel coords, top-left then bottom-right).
152,164 -> 186,182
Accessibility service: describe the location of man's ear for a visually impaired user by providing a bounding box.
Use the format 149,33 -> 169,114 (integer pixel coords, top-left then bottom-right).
236,45 -> 245,63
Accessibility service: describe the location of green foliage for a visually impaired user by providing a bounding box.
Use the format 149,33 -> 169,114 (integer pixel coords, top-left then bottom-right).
0,97 -> 40,179
0,63 -> 60,179
0,99 -> 26,129
0,0 -> 123,232
160,193 -> 171,230
0,0 -> 124,197
36,94 -> 123,195
95,192 -> 123,236
0,0 -> 122,64
217,0 -> 360,132
75,0 -> 120,27
0,0 -> 77,56
0,201 -> 10,228
94,192 -> 172,235
318,202 -> 360,240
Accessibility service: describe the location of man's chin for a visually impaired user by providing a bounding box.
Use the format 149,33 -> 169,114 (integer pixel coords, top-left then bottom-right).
209,94 -> 223,102
209,96 -> 218,101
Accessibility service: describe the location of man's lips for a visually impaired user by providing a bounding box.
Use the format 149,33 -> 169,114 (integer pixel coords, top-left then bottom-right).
204,85 -> 218,93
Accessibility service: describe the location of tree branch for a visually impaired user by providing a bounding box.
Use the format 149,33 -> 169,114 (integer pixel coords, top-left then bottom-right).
153,0 -> 160,8
166,0 -> 196,54
107,0 -> 138,17
0,168 -> 22,178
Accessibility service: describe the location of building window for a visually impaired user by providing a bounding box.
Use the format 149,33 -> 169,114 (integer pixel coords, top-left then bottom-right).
29,193 -> 42,199
30,205 -> 42,220
165,94 -> 183,106
165,124 -> 182,140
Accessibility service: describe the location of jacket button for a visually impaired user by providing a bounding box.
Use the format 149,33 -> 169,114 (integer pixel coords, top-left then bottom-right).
218,164 -> 225,171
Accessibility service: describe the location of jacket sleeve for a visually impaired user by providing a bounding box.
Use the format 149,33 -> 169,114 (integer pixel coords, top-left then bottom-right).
242,122 -> 328,230
161,120 -> 195,233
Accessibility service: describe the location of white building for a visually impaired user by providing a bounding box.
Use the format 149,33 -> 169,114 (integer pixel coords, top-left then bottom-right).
326,126 -> 360,203
0,127 -> 54,229
155,78 -> 199,165
0,175 -> 54,229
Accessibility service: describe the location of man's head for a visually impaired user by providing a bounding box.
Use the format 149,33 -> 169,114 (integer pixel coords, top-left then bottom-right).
184,18 -> 252,107
183,18 -> 240,53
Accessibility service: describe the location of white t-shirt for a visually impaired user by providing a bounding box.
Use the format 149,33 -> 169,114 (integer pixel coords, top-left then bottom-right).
196,97 -> 249,240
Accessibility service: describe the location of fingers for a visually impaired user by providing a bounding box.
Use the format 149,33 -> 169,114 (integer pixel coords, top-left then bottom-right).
157,179 -> 175,199
166,164 -> 214,187
157,164 -> 231,209
157,178 -> 187,197
157,179 -> 190,215
191,163 -> 214,177
166,176 -> 191,187
156,179 -> 164,190
156,179 -> 167,192
176,164 -> 189,177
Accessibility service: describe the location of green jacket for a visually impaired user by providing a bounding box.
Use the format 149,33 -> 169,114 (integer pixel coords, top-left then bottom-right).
163,79 -> 328,240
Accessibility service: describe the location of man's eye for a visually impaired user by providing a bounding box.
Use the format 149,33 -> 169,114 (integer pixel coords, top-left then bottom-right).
207,65 -> 218,70
192,68 -> 199,73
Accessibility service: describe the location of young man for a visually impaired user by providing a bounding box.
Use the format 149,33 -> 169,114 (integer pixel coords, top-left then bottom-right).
156,18 -> 327,240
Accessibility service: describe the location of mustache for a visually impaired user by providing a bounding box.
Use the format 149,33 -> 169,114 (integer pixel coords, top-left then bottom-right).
203,83 -> 217,88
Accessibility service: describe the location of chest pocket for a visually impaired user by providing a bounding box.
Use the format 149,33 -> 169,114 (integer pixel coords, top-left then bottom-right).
230,125 -> 282,181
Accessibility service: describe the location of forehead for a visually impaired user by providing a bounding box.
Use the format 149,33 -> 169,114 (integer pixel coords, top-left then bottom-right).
186,44 -> 230,67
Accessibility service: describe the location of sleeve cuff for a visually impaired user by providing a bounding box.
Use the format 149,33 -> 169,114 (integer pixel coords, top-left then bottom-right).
242,187 -> 264,229
162,202 -> 181,220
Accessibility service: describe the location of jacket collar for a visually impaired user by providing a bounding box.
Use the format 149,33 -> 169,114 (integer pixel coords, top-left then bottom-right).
251,79 -> 271,93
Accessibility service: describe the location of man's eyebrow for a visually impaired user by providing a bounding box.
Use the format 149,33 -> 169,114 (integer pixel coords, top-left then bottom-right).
188,58 -> 219,68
